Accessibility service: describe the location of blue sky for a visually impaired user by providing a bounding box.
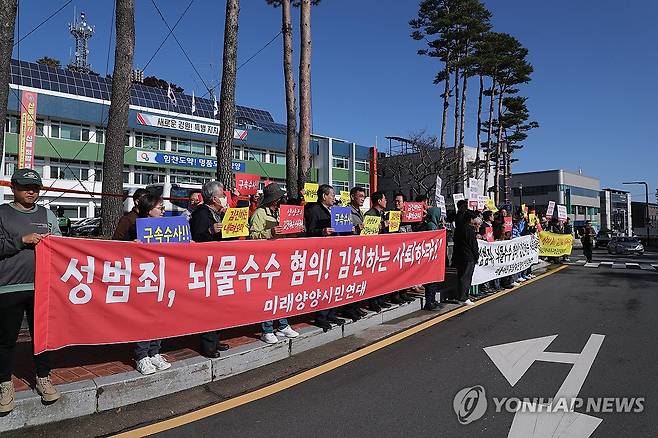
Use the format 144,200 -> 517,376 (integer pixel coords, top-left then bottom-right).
14,0 -> 658,201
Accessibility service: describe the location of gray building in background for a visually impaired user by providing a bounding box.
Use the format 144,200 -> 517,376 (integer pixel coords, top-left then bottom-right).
509,170 -> 601,228
600,189 -> 633,235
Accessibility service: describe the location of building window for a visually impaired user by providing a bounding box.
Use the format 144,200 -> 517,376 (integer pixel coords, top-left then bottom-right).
51,122 -> 83,141
354,159 -> 370,172
269,151 -> 285,165
51,205 -> 88,220
133,166 -> 165,184
36,120 -> 45,136
190,140 -> 212,156
5,116 -> 19,134
361,183 -> 370,197
49,159 -> 90,181
245,148 -> 266,162
93,129 -> 104,144
136,133 -> 166,151
123,171 -> 130,184
3,157 -> 45,177
233,147 -> 242,160
170,171 -> 209,185
332,156 -> 349,169
332,180 -> 349,193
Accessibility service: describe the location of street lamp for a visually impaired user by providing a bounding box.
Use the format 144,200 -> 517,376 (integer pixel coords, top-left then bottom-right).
622,181 -> 649,245
518,183 -> 523,214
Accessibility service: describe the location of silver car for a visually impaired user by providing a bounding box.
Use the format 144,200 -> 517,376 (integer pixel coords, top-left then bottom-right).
607,237 -> 644,255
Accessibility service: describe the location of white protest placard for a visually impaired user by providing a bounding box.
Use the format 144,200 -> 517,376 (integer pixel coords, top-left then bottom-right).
557,205 -> 568,222
436,194 -> 447,218
473,235 -> 539,285
547,201 -> 556,218
452,193 -> 465,211
435,175 -> 443,206
477,195 -> 487,211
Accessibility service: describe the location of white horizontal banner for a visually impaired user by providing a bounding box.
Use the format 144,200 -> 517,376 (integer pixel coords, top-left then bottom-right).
473,235 -> 539,285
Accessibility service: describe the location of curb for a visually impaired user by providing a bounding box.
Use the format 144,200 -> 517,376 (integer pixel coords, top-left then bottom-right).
1,261 -> 550,432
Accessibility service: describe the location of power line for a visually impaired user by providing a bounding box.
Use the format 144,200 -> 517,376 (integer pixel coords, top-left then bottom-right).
13,0 -> 73,47
238,31 -> 282,71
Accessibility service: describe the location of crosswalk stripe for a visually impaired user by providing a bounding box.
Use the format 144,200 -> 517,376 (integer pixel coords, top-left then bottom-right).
640,264 -> 656,271
612,263 -> 626,269
584,262 -> 600,268
600,262 -> 614,266
626,263 -> 641,269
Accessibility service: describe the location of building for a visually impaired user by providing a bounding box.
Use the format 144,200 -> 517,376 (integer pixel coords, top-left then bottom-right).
599,188 -> 632,235
631,201 -> 658,238
377,136 -> 494,210
509,170 -> 601,227
1,59 -> 372,218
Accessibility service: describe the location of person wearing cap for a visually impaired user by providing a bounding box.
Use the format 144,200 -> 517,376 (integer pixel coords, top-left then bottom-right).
0,169 -> 62,413
249,183 -> 300,343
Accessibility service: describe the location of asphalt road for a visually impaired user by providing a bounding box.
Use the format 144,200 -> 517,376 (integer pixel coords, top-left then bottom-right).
152,262 -> 658,438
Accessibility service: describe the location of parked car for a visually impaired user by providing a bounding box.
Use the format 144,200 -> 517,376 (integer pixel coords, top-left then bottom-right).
607,237 -> 644,255
70,217 -> 102,237
595,231 -> 612,248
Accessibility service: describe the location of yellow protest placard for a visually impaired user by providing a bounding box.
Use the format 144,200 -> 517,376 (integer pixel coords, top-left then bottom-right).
485,197 -> 498,212
521,204 -> 528,218
221,207 -> 250,238
304,183 -> 319,203
528,213 -> 536,226
340,190 -> 351,207
388,210 -> 401,232
361,216 -> 381,235
538,231 -> 573,257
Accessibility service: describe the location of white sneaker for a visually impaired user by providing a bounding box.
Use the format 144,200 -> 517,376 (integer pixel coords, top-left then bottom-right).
275,326 -> 299,338
517,277 -> 526,282
136,357 -> 156,375
462,299 -> 475,306
150,354 -> 171,371
527,274 -> 536,279
511,282 -> 520,287
261,333 -> 278,344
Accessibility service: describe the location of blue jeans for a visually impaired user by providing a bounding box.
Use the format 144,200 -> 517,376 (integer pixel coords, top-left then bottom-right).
262,319 -> 289,334
134,340 -> 161,361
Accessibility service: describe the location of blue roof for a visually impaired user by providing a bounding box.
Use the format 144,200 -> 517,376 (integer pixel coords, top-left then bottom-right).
9,59 -> 286,135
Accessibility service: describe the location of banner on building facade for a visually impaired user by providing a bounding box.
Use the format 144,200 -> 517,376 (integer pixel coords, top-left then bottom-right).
473,235 -> 539,285
34,231 -> 446,353
136,150 -> 246,173
18,91 -> 38,169
136,112 -> 247,140
538,231 -> 573,257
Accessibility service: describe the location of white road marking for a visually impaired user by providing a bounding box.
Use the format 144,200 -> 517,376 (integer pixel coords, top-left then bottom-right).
584,263 -> 600,268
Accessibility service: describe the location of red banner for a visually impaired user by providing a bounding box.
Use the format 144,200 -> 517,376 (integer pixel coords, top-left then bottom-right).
18,91 -> 38,169
34,231 -> 446,353
504,216 -> 513,233
278,205 -> 304,234
235,173 -> 260,195
402,202 -> 424,222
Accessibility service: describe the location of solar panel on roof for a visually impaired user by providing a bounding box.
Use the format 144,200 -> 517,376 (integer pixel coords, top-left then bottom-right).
9,59 -> 285,134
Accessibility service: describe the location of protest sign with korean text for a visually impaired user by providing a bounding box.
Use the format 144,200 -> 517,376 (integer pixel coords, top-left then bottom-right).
504,216 -> 513,233
221,207 -> 250,238
538,231 -> 573,257
304,183 -> 319,203
339,191 -> 351,207
361,216 -> 382,235
473,235 -> 539,285
136,216 -> 191,244
235,173 -> 260,196
388,210 -> 401,232
485,197 -> 498,213
557,205 -> 568,222
452,193 -> 465,211
402,202 -> 424,222
34,230 -> 447,352
331,206 -> 353,233
547,201 -> 556,218
278,205 -> 304,234
484,227 -> 494,242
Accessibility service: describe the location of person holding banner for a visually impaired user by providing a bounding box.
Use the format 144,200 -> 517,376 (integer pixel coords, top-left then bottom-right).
304,184 -> 345,331
249,184 -> 301,344
416,206 -> 445,311
114,193 -> 172,374
347,187 -> 369,319
189,181 -> 231,357
1,169 -> 62,412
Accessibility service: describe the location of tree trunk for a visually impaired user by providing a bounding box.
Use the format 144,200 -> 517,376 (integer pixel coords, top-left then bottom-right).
505,141 -> 512,206
474,74 -> 483,180
101,0 -> 134,237
297,0 -> 312,190
452,66 -> 460,192
458,68 -> 468,180
494,85 -> 504,204
216,0 -> 240,189
484,77 -> 496,197
281,0 -> 298,196
439,66 -> 450,151
0,0 -> 17,164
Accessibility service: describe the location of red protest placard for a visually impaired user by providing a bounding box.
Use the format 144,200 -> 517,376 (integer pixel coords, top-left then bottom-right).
279,205 -> 305,234
468,199 -> 479,211
485,227 -> 494,242
235,173 -> 261,195
34,230 -> 447,353
504,216 -> 513,233
402,202 -> 424,222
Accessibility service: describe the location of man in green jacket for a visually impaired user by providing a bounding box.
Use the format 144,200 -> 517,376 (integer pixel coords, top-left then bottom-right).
1,169 -> 62,413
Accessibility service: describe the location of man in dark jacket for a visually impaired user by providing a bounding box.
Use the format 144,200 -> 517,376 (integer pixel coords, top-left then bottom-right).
189,181 -> 230,357
304,184 -> 344,331
1,169 -> 62,413
452,210 -> 479,306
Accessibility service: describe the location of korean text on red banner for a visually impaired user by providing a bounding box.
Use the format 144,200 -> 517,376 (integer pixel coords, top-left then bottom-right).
235,173 -> 261,195
34,230 -> 447,353
402,202 -> 424,222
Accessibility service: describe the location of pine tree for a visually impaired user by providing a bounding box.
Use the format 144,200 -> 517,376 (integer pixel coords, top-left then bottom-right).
101,0 -> 135,237
0,0 -> 17,164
